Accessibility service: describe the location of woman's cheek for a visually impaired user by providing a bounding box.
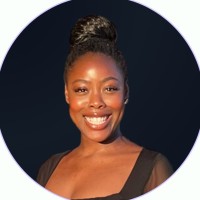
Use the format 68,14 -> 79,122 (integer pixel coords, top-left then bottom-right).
105,95 -> 124,109
69,97 -> 88,111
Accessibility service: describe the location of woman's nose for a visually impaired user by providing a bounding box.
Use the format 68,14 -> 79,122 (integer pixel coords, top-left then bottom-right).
89,92 -> 106,109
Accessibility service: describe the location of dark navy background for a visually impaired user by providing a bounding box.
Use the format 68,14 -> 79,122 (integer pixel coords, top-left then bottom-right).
0,0 -> 199,181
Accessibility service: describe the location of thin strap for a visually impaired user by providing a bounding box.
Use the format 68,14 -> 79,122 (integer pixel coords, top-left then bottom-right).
37,150 -> 71,186
46,151 -> 70,178
119,148 -> 158,199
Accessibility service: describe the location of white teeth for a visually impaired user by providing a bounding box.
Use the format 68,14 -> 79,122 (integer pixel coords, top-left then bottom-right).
85,116 -> 108,125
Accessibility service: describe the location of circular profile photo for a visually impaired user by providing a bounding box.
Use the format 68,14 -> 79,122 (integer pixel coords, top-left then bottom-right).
0,0 -> 199,199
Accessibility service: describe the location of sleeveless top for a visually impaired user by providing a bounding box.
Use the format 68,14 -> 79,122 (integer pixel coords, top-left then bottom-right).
37,148 -> 173,200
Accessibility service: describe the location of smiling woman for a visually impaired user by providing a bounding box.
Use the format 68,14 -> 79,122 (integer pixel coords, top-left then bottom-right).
36,15 -> 173,200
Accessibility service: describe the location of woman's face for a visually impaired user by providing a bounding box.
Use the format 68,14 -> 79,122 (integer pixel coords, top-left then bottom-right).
65,52 -> 127,143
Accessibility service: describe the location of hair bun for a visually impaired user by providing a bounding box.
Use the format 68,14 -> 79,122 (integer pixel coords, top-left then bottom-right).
70,15 -> 117,48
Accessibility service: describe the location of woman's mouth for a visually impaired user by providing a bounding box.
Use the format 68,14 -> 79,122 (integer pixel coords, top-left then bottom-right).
85,116 -> 107,125
84,115 -> 111,129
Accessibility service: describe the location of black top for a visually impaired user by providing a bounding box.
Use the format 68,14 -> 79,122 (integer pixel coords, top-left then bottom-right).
37,148 -> 173,200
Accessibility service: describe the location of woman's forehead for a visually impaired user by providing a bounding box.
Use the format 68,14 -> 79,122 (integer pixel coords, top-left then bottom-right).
68,52 -> 123,80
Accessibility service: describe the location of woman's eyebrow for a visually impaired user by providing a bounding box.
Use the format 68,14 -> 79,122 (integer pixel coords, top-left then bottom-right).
101,77 -> 120,83
72,79 -> 89,84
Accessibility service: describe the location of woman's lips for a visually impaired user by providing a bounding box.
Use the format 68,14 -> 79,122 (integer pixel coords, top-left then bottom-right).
85,116 -> 108,125
84,115 -> 112,130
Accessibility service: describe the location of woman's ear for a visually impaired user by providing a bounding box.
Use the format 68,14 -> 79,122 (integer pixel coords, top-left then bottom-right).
64,84 -> 69,104
124,81 -> 129,100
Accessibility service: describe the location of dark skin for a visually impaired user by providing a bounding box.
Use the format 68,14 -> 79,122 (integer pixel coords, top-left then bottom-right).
45,52 -> 143,199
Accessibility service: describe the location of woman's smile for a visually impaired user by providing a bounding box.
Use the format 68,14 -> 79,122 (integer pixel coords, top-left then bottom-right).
84,114 -> 112,130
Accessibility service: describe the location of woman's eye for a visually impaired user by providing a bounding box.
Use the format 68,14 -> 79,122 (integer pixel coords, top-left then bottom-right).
74,88 -> 87,93
105,87 -> 119,92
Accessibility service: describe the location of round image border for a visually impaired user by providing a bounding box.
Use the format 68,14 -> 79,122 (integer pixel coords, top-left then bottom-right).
0,0 -> 200,200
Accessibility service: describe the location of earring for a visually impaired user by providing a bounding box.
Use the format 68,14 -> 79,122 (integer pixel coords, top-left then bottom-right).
124,98 -> 129,105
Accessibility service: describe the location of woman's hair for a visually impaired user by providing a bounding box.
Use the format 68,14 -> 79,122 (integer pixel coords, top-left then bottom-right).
64,15 -> 127,83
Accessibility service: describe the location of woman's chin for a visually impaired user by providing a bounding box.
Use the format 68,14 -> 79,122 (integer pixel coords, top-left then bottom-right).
81,128 -> 120,144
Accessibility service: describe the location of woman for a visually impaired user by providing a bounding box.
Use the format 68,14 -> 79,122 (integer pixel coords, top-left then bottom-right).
37,15 -> 173,200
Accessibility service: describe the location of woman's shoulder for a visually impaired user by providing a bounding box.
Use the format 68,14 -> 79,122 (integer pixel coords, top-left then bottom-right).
141,148 -> 173,171
139,148 -> 173,177
141,148 -> 174,193
37,150 -> 70,186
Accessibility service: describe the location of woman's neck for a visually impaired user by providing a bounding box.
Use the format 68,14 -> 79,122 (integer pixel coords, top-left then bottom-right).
77,132 -> 130,156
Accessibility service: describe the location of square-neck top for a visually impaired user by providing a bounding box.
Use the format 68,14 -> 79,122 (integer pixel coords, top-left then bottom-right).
37,148 -> 173,200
